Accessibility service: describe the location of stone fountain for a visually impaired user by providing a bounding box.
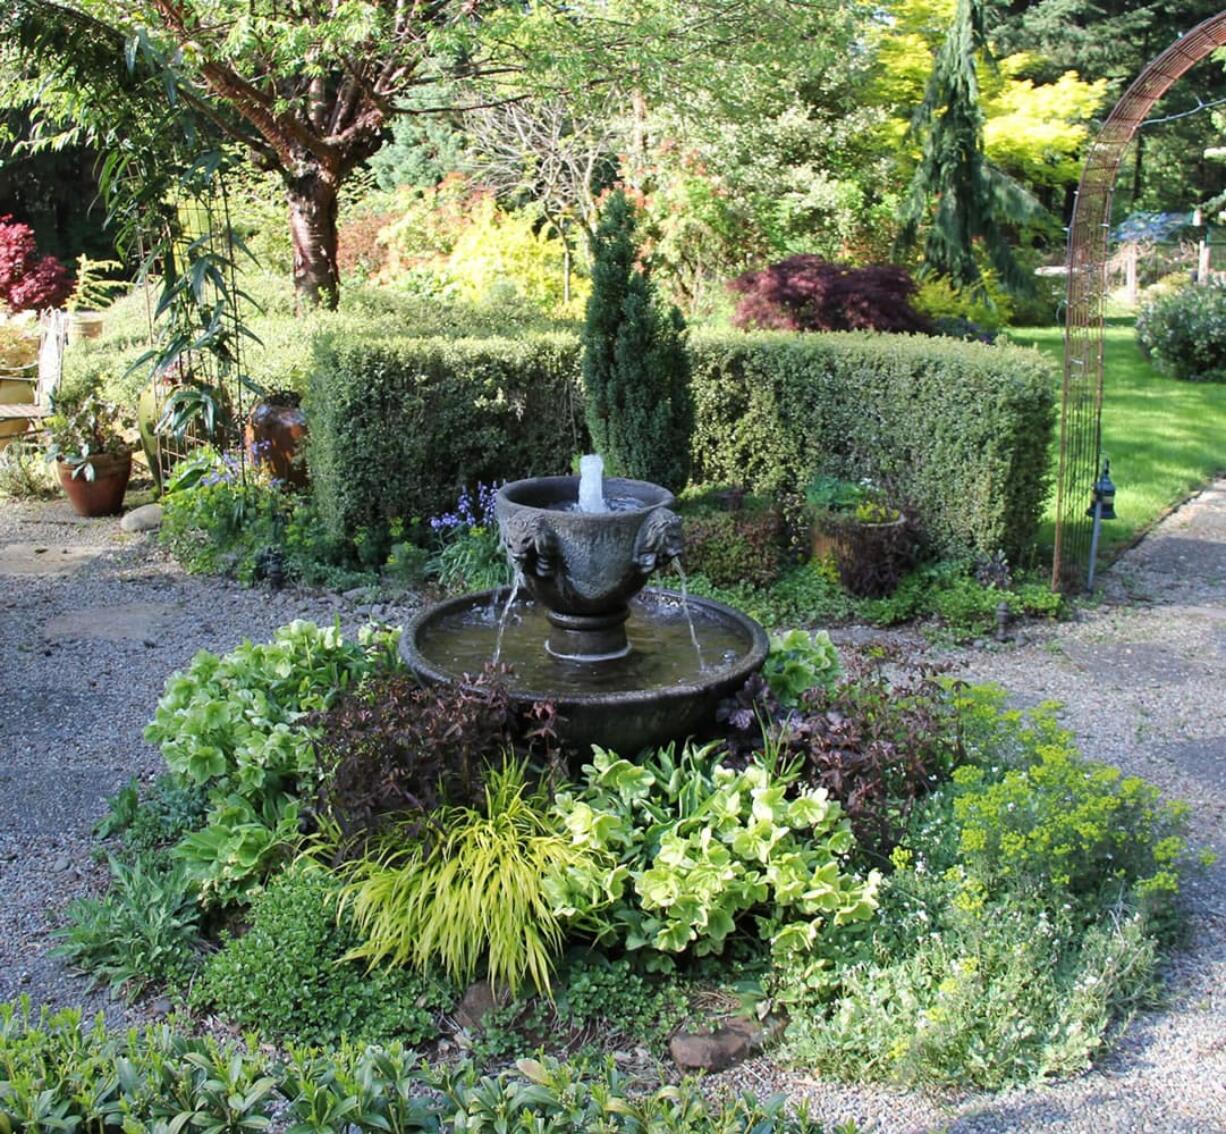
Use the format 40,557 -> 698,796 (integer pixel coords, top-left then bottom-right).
402,458 -> 769,755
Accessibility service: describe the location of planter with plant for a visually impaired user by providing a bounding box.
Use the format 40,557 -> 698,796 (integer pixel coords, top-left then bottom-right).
44,392 -> 135,516
807,474 -> 914,597
64,254 -> 126,344
245,389 -> 308,487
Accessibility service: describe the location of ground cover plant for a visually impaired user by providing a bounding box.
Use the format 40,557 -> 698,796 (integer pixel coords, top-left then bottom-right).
56,616 -> 1208,1099
665,556 -> 1063,639
0,1003 -> 837,1133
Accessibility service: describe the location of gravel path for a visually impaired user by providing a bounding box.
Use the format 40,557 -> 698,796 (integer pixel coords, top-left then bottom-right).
1,490 -> 1223,1131
0,500 -> 406,1021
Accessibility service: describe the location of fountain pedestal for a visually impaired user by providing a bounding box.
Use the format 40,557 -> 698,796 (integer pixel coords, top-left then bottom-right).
545,607 -> 631,662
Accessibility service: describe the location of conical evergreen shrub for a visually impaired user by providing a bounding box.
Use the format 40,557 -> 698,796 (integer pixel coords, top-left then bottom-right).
581,191 -> 693,492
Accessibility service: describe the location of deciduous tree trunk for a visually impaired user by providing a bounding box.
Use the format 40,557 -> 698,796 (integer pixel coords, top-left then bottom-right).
286,170 -> 341,311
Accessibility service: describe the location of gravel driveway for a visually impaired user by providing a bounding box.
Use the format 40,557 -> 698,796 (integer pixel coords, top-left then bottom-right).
1,490 -> 1222,1132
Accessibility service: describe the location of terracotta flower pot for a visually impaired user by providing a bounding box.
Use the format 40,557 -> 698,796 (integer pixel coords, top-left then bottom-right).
58,450 -> 132,517
245,397 -> 308,487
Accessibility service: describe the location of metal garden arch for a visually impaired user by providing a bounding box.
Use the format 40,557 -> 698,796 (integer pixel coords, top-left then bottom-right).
1052,9 -> 1226,590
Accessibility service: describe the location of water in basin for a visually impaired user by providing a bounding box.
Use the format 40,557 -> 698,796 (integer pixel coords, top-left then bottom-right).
417,591 -> 750,696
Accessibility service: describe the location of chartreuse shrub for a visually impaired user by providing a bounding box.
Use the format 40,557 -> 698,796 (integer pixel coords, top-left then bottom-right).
777,687 -> 1210,1089
1136,281 -> 1226,381
687,330 -> 1056,562
338,763 -> 614,996
0,1002 -> 836,1134
142,620 -> 398,905
307,332 -> 584,557
554,743 -> 879,969
677,490 -> 787,588
191,865 -> 454,1046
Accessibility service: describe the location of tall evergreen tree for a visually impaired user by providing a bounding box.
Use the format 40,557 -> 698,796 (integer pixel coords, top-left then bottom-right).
895,0 -> 1039,294
582,191 -> 693,493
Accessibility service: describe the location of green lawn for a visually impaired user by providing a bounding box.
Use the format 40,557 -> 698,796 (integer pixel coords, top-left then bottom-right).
1009,322 -> 1226,565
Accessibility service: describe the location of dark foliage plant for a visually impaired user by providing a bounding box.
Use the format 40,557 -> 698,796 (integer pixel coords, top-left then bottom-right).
785,654 -> 963,864
313,666 -> 558,850
0,214 -> 73,312
680,500 -> 786,588
728,255 -> 930,334
719,653 -> 963,864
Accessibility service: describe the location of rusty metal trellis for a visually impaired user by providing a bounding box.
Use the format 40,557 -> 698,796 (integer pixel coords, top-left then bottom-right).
142,176 -> 250,487
1052,9 -> 1226,591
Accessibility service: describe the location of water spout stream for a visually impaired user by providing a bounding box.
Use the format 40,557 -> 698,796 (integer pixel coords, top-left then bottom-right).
672,560 -> 705,670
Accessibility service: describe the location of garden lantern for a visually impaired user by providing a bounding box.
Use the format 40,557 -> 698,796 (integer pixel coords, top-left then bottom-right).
1085,460 -> 1117,591
1085,461 -> 1117,521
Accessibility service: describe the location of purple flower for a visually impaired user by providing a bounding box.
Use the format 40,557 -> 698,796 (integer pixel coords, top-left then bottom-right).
428,481 -> 503,534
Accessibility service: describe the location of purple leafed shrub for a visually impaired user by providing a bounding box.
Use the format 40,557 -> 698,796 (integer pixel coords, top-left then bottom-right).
728,255 -> 930,334
0,216 -> 73,313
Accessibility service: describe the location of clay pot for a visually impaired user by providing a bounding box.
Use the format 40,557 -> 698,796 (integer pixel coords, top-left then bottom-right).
58,450 -> 132,517
245,397 -> 308,487
66,311 -> 104,344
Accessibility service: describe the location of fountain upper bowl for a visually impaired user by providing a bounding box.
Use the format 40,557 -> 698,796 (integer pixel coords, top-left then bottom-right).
495,475 -> 682,617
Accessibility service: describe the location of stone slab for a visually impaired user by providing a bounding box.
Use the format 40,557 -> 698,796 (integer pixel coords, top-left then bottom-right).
0,543 -> 107,576
1059,639 -> 1197,686
42,601 -> 178,642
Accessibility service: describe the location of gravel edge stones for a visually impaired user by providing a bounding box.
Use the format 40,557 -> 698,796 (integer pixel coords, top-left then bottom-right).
2,490 -> 1224,1132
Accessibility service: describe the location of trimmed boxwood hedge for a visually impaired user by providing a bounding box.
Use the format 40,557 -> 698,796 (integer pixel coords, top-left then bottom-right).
307,329 -> 1056,563
308,333 -> 585,556
687,331 -> 1057,561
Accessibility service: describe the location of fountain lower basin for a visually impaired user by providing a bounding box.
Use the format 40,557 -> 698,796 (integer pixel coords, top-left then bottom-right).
403,588 -> 769,757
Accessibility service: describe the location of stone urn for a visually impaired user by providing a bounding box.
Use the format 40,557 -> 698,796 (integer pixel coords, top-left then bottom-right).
495,475 -> 684,662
